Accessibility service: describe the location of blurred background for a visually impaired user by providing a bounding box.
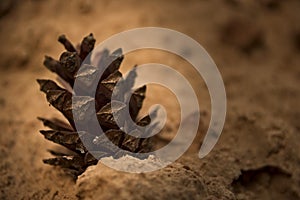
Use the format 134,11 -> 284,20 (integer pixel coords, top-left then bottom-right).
0,0 -> 299,199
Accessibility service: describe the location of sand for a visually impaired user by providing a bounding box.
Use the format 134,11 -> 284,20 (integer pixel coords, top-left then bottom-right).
0,0 -> 300,199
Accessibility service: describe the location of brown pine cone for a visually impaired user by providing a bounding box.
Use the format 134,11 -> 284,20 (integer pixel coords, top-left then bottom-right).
37,34 -> 155,179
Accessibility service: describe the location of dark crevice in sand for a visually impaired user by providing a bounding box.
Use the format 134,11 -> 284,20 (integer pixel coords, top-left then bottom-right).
232,165 -> 299,199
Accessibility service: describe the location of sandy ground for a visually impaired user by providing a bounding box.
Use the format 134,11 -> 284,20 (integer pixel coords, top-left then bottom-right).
0,0 -> 300,199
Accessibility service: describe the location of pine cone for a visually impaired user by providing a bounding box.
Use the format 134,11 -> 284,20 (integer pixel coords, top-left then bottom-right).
37,34 -> 155,178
